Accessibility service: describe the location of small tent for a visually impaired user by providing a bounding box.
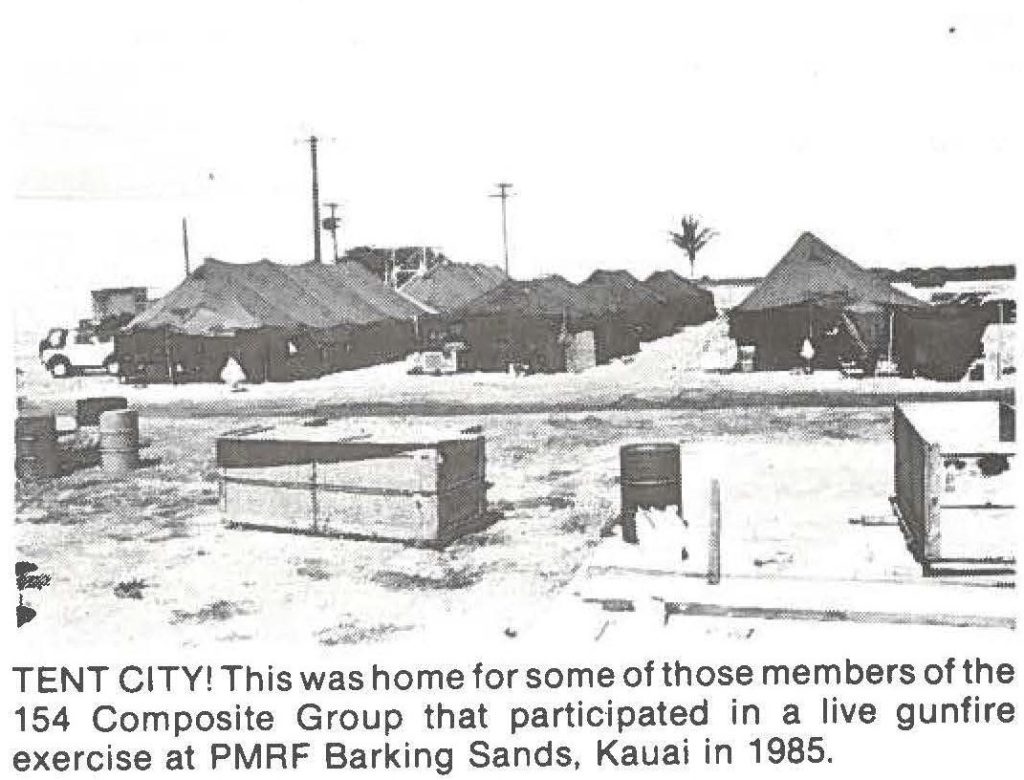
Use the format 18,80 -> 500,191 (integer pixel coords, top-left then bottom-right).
892,304 -> 992,381
577,270 -> 676,342
729,232 -> 926,372
454,275 -> 638,372
643,270 -> 717,329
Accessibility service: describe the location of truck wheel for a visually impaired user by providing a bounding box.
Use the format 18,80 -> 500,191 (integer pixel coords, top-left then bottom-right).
103,356 -> 120,376
48,357 -> 72,378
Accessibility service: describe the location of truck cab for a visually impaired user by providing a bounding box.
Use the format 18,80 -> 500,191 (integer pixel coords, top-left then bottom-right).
38,326 -> 118,378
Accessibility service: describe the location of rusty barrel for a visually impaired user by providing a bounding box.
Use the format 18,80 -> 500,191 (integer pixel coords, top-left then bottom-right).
15,414 -> 60,480
99,409 -> 140,474
619,442 -> 682,544
76,396 -> 128,427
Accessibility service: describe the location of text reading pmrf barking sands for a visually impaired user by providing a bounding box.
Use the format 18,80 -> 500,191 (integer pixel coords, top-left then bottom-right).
9,659 -> 1018,773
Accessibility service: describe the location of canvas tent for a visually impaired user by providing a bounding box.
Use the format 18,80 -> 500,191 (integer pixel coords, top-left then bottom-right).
891,282 -> 1016,380
729,232 -> 926,372
643,270 -> 717,329
117,259 -> 429,383
577,270 -> 677,342
454,275 -> 638,372
400,262 -> 508,314
891,295 -> 1016,381
399,262 -> 509,372
892,304 -> 992,381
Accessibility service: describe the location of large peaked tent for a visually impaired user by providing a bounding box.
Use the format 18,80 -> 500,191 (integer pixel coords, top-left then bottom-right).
118,259 -> 430,383
729,232 -> 925,371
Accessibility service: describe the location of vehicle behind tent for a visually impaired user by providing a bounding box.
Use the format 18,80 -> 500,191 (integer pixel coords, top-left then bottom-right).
116,259 -> 430,384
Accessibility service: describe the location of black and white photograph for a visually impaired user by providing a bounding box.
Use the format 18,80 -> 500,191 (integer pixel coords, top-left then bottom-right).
4,3 -> 1021,774
8,0 -> 1018,649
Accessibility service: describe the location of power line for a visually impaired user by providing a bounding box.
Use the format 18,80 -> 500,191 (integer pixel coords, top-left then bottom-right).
489,182 -> 514,275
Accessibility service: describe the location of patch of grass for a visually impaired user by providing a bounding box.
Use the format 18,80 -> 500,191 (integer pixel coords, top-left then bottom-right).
73,478 -> 105,490
217,631 -> 253,642
317,622 -> 412,646
818,427 -> 860,441
515,495 -> 575,511
546,415 -> 601,430
372,565 -> 482,591
113,579 -> 149,600
297,562 -> 332,580
556,513 -> 591,534
538,468 -> 576,483
170,599 -> 251,624
21,507 -> 89,526
504,445 -> 534,463
451,529 -> 507,549
753,552 -> 794,568
146,520 -> 192,542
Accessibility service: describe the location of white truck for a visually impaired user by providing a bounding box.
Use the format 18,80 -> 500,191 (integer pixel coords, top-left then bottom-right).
38,326 -> 119,378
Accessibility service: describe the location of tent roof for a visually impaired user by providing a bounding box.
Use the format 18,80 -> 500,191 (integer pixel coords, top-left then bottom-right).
458,275 -> 596,320
734,232 -> 925,313
400,262 -> 508,313
329,261 -> 428,319
644,270 -> 713,302
578,269 -> 668,315
584,269 -> 640,286
127,259 -> 427,335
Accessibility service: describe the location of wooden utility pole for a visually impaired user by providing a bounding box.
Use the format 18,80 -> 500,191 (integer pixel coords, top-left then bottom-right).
490,182 -> 514,275
323,202 -> 341,263
181,217 -> 191,277
298,135 -> 323,263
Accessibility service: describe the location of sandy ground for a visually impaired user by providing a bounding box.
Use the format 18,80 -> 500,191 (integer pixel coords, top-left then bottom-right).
14,406 -> 1014,650
13,322 -> 1015,649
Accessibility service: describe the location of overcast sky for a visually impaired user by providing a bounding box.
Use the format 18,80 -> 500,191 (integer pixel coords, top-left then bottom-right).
6,0 -> 1022,332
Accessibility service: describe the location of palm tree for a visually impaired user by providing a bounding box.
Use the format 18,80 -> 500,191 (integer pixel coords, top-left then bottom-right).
669,215 -> 718,278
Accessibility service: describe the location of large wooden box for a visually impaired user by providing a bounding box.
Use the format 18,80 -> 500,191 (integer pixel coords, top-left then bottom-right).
893,401 -> 1015,575
217,422 -> 488,545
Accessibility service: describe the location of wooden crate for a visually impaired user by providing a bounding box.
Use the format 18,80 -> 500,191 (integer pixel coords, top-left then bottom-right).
217,422 -> 488,545
893,402 -> 1015,575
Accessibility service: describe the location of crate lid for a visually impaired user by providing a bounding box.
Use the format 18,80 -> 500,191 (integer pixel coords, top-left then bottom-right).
218,418 -> 483,446
898,401 -> 1015,454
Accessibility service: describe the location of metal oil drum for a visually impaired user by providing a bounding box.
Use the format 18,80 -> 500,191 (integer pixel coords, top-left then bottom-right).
619,442 -> 682,544
15,414 -> 60,480
99,409 -> 140,474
